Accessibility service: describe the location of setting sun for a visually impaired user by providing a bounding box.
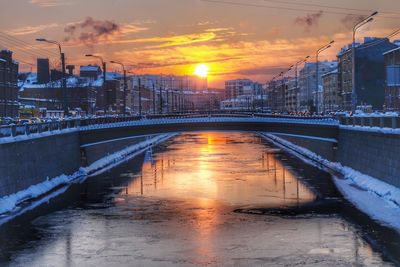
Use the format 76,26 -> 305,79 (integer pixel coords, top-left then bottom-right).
194,64 -> 209,78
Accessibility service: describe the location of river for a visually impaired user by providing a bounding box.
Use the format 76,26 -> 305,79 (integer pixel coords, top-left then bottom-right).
0,132 -> 399,266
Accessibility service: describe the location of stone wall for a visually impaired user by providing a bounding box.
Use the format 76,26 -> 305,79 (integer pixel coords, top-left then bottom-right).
337,128 -> 400,188
0,132 -> 81,197
272,133 -> 338,161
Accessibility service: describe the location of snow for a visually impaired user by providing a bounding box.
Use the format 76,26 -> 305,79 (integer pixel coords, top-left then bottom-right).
80,117 -> 338,132
0,133 -> 177,218
259,132 -> 400,232
340,124 -> 400,135
0,128 -> 78,145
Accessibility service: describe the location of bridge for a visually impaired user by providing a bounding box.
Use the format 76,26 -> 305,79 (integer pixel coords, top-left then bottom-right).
0,113 -> 399,216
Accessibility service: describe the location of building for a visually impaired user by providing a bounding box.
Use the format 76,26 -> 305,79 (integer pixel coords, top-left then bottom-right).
80,65 -> 102,80
383,47 -> 400,111
37,58 -> 50,84
322,69 -> 340,112
298,61 -> 337,113
0,50 -> 19,118
284,77 -> 297,112
19,75 -> 97,115
224,79 -> 264,111
337,37 -> 398,111
225,79 -> 260,99
266,79 -> 287,112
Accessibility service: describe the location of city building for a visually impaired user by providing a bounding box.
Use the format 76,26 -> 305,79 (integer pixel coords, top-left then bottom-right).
37,58 -> 50,84
383,47 -> 400,111
337,37 -> 398,111
80,65 -> 102,80
298,61 -> 337,113
19,75 -> 97,115
284,77 -> 297,112
0,50 -> 19,118
224,79 -> 264,111
266,79 -> 287,112
322,69 -> 341,112
225,79 -> 262,99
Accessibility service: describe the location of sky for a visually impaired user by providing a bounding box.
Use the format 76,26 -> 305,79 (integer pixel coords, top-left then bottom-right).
1,0 -> 400,88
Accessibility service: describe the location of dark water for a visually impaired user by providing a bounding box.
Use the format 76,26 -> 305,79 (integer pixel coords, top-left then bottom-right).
0,132 -> 399,267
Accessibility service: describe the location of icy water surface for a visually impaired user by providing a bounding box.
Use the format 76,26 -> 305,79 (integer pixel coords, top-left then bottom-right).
0,132 -> 399,266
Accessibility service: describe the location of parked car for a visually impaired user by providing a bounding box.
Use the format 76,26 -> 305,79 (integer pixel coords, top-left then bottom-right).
18,119 -> 32,125
1,117 -> 17,125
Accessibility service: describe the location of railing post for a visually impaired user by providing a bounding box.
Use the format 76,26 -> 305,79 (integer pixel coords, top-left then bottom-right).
11,125 -> 16,137
392,117 -> 397,129
379,117 -> 384,128
25,124 -> 30,135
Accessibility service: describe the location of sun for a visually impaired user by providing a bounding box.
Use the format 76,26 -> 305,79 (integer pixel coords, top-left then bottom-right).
194,64 -> 209,78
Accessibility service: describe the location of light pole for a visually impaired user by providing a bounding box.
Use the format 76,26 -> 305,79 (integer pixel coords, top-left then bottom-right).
36,38 -> 67,115
352,11 -> 378,111
315,40 -> 334,114
152,81 -> 156,114
110,61 -> 127,116
86,54 -> 106,114
282,66 -> 293,113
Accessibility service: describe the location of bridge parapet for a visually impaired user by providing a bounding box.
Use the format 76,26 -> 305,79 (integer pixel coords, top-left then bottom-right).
0,114 -> 337,141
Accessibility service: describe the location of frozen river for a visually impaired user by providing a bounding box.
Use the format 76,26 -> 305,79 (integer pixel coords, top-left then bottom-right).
0,132 -> 399,266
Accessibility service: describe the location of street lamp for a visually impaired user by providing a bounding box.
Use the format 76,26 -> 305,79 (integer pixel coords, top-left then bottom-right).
110,61 -> 127,116
315,40 -> 334,114
36,38 -> 67,114
351,11 -> 378,111
86,54 -> 107,114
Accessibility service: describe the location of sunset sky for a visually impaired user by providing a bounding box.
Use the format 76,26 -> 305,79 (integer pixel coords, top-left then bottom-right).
1,0 -> 400,88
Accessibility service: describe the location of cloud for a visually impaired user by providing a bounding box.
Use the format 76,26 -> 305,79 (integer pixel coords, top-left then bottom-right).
30,0 -> 70,7
64,17 -> 120,45
7,23 -> 58,35
294,11 -> 323,32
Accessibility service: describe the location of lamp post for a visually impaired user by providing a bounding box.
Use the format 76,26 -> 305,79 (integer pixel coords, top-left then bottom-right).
315,40 -> 334,114
110,61 -> 127,116
36,38 -> 67,115
152,81 -> 156,114
86,54 -> 106,114
282,66 -> 293,113
351,11 -> 378,111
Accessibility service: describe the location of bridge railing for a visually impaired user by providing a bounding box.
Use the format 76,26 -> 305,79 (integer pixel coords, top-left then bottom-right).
0,113 -> 335,139
339,116 -> 400,129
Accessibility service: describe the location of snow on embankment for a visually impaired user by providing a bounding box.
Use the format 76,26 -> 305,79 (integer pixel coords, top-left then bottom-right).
0,133 -> 177,216
259,132 -> 400,232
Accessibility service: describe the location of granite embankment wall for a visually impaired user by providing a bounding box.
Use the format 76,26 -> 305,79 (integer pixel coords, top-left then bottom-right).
337,128 -> 400,188
0,132 -> 81,197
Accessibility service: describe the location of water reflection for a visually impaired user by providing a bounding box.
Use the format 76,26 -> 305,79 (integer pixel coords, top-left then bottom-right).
127,132 -> 316,208
1,132 -> 397,267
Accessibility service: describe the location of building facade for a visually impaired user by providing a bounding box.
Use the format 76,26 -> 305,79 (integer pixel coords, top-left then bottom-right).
298,61 -> 337,113
322,69 -> 340,112
383,47 -> 400,111
337,37 -> 398,111
0,50 -> 19,118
